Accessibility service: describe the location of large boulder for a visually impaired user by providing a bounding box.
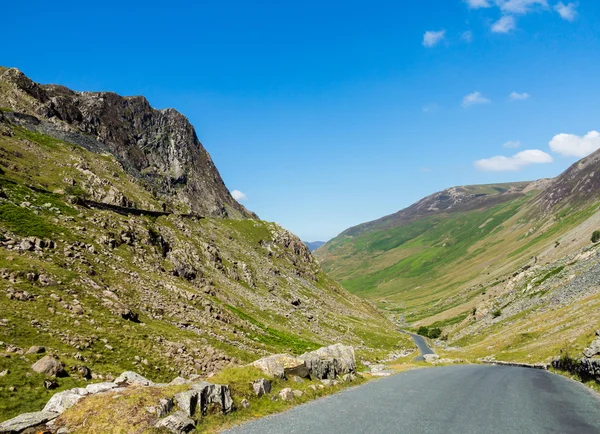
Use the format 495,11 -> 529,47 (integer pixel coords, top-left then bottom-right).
114,371 -> 155,386
190,381 -> 234,415
299,344 -> 356,380
155,410 -> 195,433
579,357 -> 600,382
0,411 -> 59,433
174,390 -> 198,416
251,354 -> 309,379
43,390 -> 83,414
31,355 -> 65,377
583,332 -> 600,358
252,378 -> 272,397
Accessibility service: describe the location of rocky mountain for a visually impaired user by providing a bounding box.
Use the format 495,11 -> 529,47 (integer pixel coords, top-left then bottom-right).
316,151 -> 600,364
0,68 -> 411,422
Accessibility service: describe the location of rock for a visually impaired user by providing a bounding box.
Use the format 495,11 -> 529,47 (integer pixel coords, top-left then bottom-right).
0,411 -> 59,433
241,398 -> 250,408
113,371 -> 155,386
320,379 -> 335,387
252,378 -> 271,397
78,366 -> 91,379
32,355 -> 65,377
157,398 -> 174,417
291,375 -> 305,383
308,385 -> 317,391
251,354 -> 309,379
342,373 -> 356,382
155,410 -> 195,434
0,370 -> 8,377
43,390 -> 83,413
44,379 -> 59,390
299,344 -> 356,380
85,382 -> 119,394
270,395 -> 279,402
583,337 -> 600,358
292,389 -> 303,398
174,390 -> 198,416
26,345 -> 45,354
190,381 -> 234,414
170,377 -> 190,386
279,388 -> 294,401
423,354 -> 440,363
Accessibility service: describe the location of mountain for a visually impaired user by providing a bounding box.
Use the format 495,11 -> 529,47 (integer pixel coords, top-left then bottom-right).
316,156 -> 600,363
304,241 -> 326,252
0,68 -> 411,421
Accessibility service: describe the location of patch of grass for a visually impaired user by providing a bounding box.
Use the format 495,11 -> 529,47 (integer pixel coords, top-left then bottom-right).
0,202 -> 58,237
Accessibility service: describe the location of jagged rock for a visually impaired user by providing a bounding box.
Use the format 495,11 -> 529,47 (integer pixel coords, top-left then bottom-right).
291,375 -> 304,383
113,371 -> 154,386
155,410 -> 195,434
299,344 -> 356,380
579,357 -> 600,381
44,379 -> 59,390
252,378 -> 271,397
85,382 -> 119,394
190,381 -> 234,414
157,398 -> 174,418
241,398 -> 250,408
251,354 -> 309,379
423,354 -> 440,363
292,390 -> 303,398
0,411 -> 59,433
31,355 -> 65,377
174,390 -> 198,416
279,388 -> 294,401
78,366 -> 91,379
25,345 -> 45,354
43,390 -> 83,413
583,336 -> 600,358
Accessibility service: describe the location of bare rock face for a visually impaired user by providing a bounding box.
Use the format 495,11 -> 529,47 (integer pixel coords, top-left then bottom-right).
31,355 -> 65,377
583,331 -> 600,358
155,410 -> 195,434
299,344 -> 356,380
251,354 -> 309,379
0,68 -> 255,219
252,378 -> 272,397
0,411 -> 59,433
114,371 -> 155,386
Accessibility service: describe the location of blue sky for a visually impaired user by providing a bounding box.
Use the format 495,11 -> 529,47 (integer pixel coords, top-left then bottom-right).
3,0 -> 600,241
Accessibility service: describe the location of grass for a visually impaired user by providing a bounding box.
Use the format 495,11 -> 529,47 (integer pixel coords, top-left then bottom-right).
0,202 -> 59,237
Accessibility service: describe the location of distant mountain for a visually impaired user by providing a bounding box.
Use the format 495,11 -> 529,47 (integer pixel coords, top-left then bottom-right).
304,241 -> 326,252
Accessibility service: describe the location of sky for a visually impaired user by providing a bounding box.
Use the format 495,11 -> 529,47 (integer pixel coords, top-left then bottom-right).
2,0 -> 600,241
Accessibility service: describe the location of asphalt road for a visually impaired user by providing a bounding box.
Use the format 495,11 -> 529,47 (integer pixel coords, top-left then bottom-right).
407,332 -> 435,361
225,365 -> 600,434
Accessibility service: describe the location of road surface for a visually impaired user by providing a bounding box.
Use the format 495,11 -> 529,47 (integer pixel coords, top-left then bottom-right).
225,365 -> 600,434
407,332 -> 435,361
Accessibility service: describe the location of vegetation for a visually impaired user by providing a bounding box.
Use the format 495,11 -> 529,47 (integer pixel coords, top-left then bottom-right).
592,230 -> 600,243
416,326 -> 442,339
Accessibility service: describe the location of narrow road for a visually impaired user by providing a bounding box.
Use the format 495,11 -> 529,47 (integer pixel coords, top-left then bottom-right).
225,365 -> 600,434
406,332 -> 435,361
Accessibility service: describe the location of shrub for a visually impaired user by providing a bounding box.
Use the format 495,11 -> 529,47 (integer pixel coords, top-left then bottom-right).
417,326 -> 429,337
492,309 -> 502,318
592,230 -> 600,243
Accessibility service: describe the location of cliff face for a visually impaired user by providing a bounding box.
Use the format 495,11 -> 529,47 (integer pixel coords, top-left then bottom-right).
0,67 -> 253,218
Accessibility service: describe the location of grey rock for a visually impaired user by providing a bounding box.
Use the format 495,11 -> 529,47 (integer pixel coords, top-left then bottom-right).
113,371 -> 155,386
85,382 -> 119,394
279,388 -> 294,401
0,411 -> 59,433
43,390 -> 83,413
170,376 -> 190,386
291,375 -> 305,383
174,390 -> 198,416
252,378 -> 272,397
190,381 -> 234,415
155,410 -> 195,433
342,373 -> 357,382
31,355 -> 65,377
300,344 -> 356,380
251,354 -> 309,379
157,397 -> 174,418
241,398 -> 250,408
25,345 -> 45,354
292,389 -> 303,398
583,338 -> 600,358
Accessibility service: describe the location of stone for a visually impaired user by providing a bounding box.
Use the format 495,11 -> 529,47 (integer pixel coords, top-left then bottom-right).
583,337 -> 600,358
78,366 -> 91,379
251,354 -> 309,379
155,410 -> 195,434
423,354 -> 440,363
308,385 -> 317,391
320,379 -> 334,387
0,411 -> 59,433
241,398 -> 250,408
44,379 -> 59,390
32,355 -> 65,377
113,371 -> 155,386
190,381 -> 234,414
252,378 -> 272,397
279,388 -> 294,401
291,375 -> 305,383
342,373 -> 357,382
0,370 -> 8,377
170,376 -> 190,386
292,389 -> 303,398
174,390 -> 199,416
43,390 -> 83,413
157,398 -> 174,417
299,344 -> 356,380
85,382 -> 119,394
26,345 -> 45,354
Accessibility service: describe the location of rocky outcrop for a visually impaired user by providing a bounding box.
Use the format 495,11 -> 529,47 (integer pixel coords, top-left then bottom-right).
189,381 -> 234,415
299,344 -> 356,380
155,411 -> 195,434
0,411 -> 59,433
114,371 -> 155,386
0,68 -> 254,219
583,330 -> 600,358
251,354 -> 310,379
252,378 -> 272,397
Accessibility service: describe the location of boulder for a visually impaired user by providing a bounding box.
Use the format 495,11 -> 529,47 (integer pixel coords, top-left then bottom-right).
252,378 -> 272,397
32,355 -> 65,377
0,411 -> 59,433
155,410 -> 195,434
251,354 -> 309,379
114,371 -> 155,386
157,398 -> 174,418
299,344 -> 356,380
26,346 -> 45,354
583,337 -> 600,358
279,388 -> 294,401
292,390 -> 303,398
579,357 -> 600,382
423,354 -> 440,363
85,382 -> 119,394
190,381 -> 234,415
241,398 -> 250,408
43,390 -> 83,414
174,390 -> 199,416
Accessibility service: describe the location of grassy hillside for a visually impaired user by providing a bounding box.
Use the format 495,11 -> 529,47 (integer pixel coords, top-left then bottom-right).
0,103 -> 411,422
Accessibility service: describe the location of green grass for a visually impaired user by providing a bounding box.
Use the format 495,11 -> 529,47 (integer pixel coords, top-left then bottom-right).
0,202 -> 59,237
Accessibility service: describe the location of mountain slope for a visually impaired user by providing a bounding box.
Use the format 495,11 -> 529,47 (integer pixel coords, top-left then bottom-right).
0,69 -> 411,421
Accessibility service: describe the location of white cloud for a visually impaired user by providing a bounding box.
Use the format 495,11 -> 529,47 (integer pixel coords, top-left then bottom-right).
554,2 -> 578,21
510,91 -> 531,100
422,30 -> 446,47
465,0 -> 492,8
496,0 -> 548,14
549,131 -> 600,157
491,15 -> 516,33
475,149 -> 553,171
462,91 -> 491,107
461,31 -> 474,42
422,103 -> 439,113
231,190 -> 248,201
503,140 -> 522,148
